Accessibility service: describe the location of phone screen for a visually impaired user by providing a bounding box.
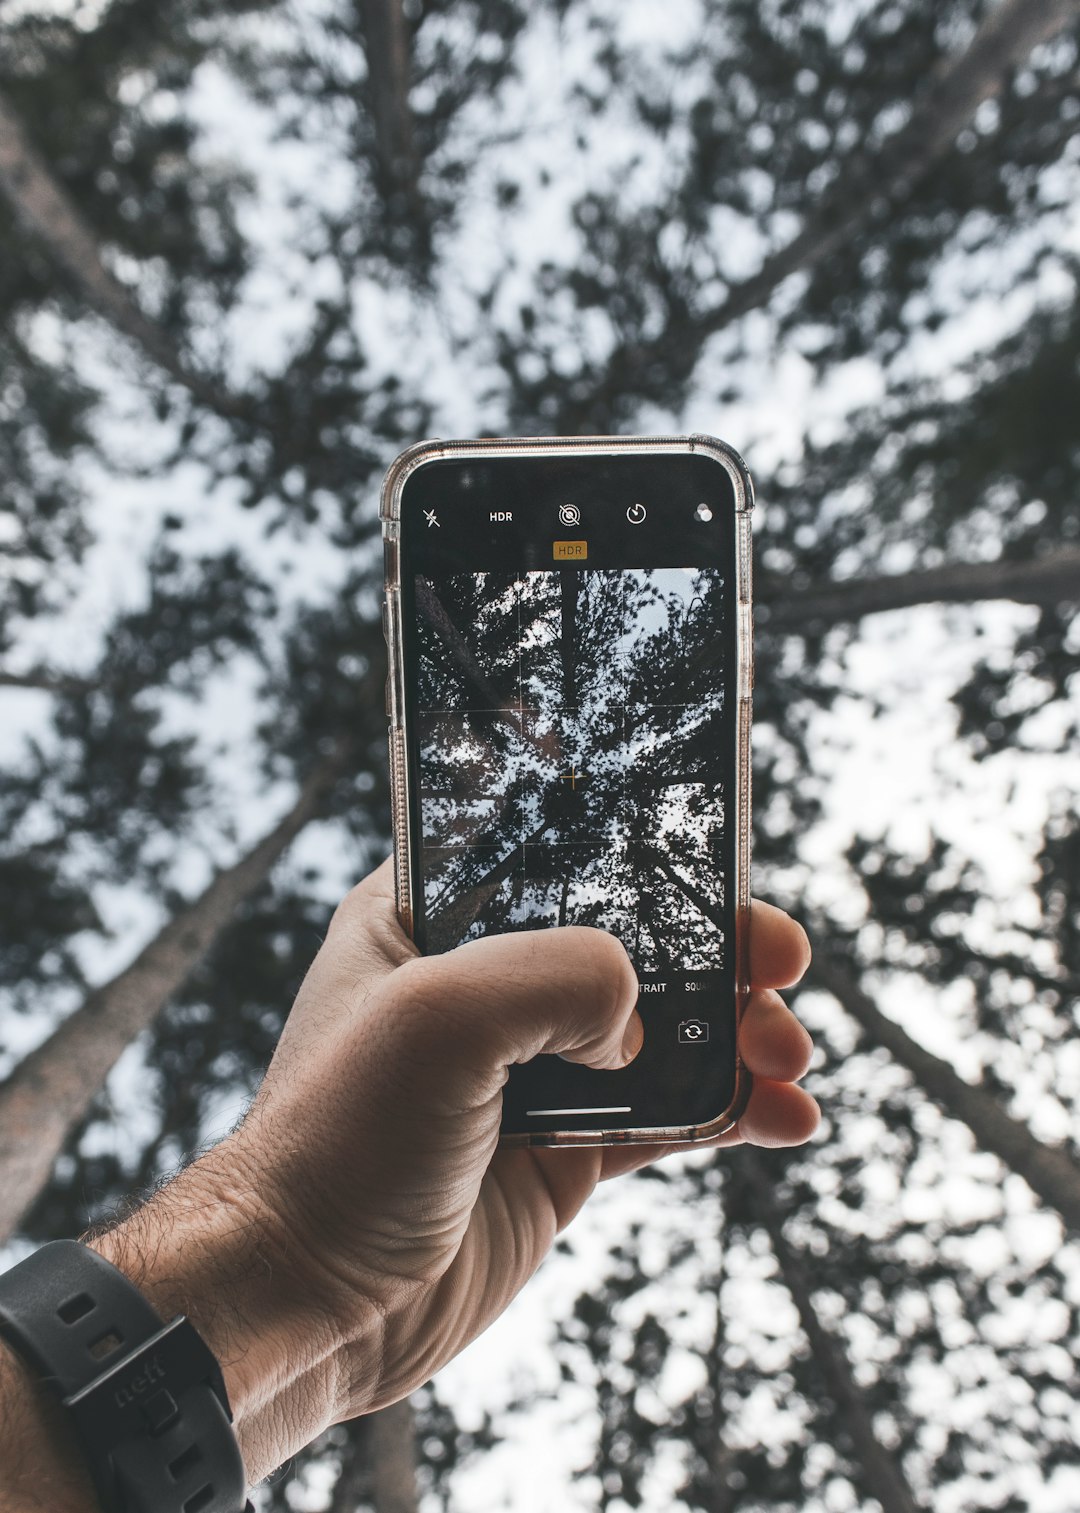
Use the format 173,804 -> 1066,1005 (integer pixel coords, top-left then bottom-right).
397,450 -> 742,1137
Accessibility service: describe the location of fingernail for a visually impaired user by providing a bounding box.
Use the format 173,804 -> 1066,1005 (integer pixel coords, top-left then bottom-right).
621,1012 -> 644,1064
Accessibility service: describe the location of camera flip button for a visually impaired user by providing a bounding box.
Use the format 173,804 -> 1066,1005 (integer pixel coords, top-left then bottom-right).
677,1018 -> 710,1044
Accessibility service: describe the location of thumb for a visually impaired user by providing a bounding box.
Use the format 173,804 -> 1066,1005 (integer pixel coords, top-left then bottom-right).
242,916 -> 643,1301
379,925 -> 642,1113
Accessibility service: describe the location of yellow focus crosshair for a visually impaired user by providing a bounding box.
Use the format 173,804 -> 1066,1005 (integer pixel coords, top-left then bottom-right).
559,763 -> 586,789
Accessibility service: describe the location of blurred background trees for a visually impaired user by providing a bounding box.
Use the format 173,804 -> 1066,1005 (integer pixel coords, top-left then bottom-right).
0,0 -> 1077,1508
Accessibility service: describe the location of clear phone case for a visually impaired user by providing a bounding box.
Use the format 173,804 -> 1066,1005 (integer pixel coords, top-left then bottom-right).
381,434 -> 754,1147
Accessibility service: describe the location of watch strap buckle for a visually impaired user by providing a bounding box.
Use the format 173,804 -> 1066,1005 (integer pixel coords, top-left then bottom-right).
63,1314 -> 230,1446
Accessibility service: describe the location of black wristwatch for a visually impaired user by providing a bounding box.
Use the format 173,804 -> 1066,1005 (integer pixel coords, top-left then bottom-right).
0,1240 -> 252,1513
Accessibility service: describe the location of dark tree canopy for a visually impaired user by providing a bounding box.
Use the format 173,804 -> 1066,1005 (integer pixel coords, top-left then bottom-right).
1,1 -> 1078,1509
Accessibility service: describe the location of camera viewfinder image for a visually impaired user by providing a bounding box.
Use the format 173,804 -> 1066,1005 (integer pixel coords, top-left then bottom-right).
415,567 -> 728,974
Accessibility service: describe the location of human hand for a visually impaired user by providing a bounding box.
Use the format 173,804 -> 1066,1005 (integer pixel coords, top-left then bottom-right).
93,859 -> 817,1486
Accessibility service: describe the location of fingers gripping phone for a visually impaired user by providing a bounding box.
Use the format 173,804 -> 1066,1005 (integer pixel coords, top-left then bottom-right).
381,436 -> 753,1147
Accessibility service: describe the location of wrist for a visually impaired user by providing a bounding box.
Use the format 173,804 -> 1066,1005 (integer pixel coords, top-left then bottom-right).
0,1337 -> 98,1511
87,1137 -> 367,1484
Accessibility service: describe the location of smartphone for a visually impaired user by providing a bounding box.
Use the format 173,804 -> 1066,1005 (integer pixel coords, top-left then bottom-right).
381,435 -> 753,1147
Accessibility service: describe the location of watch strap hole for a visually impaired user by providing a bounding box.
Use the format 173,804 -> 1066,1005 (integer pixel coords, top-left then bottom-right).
88,1328 -> 125,1361
57,1291 -> 95,1325
169,1442 -> 203,1480
185,1482 -> 216,1513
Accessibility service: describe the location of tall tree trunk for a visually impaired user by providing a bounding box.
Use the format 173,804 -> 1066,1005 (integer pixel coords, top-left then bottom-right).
0,746 -> 350,1245
813,955 -> 1080,1231
559,569 -> 579,708
367,1399 -> 420,1513
738,1152 -> 925,1513
415,578 -> 513,712
0,89 -> 256,426
695,1237 -> 739,1513
762,549 -> 1080,628
430,818 -> 548,951
642,844 -> 724,932
326,1418 -> 369,1513
358,0 -> 420,204
325,1403 -> 419,1513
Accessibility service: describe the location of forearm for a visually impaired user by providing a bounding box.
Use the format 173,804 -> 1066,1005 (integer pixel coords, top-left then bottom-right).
0,1138 -> 369,1506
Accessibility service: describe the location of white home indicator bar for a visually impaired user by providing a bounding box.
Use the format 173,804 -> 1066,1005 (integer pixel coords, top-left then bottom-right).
526,1106 -> 633,1117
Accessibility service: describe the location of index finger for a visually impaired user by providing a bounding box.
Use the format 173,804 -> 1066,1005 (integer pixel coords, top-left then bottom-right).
750,899 -> 811,989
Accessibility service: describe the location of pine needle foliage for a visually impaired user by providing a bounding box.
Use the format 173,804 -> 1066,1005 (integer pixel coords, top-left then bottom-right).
1,1 -> 1078,1509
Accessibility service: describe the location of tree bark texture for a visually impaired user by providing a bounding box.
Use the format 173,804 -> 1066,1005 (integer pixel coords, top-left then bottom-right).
739,1152 -> 925,1513
0,747 -> 350,1245
762,549 -> 1080,628
813,955 -> 1080,1232
0,89 -> 254,425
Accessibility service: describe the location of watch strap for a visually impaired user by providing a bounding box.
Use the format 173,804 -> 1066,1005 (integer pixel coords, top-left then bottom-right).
0,1240 -> 162,1396
0,1239 -> 252,1513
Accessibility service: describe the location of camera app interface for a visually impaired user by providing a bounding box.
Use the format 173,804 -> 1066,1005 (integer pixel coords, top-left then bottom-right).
400,454 -> 739,1133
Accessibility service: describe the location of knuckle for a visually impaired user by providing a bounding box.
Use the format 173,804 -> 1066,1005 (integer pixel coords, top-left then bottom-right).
335,877 -> 371,916
564,926 -> 637,999
556,926 -> 637,1050
327,881 -> 371,942
382,955 -> 487,1054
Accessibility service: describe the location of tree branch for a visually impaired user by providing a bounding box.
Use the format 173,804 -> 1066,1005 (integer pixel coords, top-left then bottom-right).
565,0 -> 1080,426
0,743 -> 353,1245
812,954 -> 1080,1231
641,843 -> 724,932
699,0 -> 1080,338
0,88 -> 256,426
761,549 -> 1080,628
428,818 -> 548,953
0,668 -> 97,696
